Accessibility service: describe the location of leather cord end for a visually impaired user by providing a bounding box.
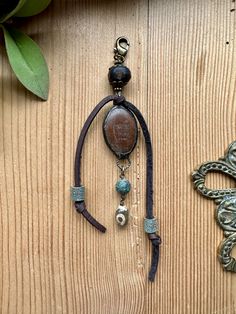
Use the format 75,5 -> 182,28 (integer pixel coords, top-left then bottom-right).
148,233 -> 161,282
75,201 -> 86,213
74,201 -> 106,233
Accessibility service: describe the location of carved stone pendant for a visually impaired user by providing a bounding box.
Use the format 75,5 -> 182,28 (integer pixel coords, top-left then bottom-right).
103,105 -> 138,159
192,141 -> 236,272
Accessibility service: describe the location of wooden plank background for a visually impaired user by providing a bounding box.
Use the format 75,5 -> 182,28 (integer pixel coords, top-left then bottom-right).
0,0 -> 236,313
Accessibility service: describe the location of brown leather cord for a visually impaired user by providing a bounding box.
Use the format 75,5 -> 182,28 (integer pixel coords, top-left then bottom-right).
119,99 -> 161,282
73,95 -> 161,281
74,95 -> 124,233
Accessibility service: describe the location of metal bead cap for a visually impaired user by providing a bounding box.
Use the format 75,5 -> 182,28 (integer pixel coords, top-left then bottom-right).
144,217 -> 158,234
70,186 -> 85,202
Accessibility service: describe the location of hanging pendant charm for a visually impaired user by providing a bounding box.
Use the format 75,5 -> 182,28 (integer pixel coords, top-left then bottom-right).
114,160 -> 131,227
103,36 -> 137,226
71,36 -> 161,281
103,101 -> 136,226
192,141 -> 236,272
116,205 -> 129,226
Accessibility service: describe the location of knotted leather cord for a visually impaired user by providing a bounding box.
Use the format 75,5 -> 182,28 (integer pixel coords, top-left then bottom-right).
73,95 -> 161,281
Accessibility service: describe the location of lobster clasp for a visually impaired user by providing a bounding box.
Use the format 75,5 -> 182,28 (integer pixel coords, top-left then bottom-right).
114,37 -> 130,63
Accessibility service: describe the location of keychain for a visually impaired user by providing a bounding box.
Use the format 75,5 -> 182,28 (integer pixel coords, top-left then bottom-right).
71,37 -> 161,281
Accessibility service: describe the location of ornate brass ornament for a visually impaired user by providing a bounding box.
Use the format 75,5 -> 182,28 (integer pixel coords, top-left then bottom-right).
192,141 -> 236,272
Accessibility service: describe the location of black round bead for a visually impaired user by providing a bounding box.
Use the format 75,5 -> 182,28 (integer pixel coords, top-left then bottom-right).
108,65 -> 131,88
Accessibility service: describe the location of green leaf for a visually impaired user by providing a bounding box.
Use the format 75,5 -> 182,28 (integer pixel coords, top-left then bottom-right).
0,0 -> 19,17
1,25 -> 49,100
0,0 -> 26,22
15,0 -> 52,17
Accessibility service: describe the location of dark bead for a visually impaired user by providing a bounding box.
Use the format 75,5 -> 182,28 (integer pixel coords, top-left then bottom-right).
108,65 -> 131,88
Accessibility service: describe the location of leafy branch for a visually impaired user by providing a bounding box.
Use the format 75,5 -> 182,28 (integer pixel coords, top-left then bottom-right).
0,0 -> 52,100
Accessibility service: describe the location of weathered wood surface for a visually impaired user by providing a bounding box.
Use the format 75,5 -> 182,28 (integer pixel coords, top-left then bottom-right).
0,0 -> 236,313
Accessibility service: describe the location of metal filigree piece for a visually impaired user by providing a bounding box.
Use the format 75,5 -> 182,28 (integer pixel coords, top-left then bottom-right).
216,196 -> 236,232
192,141 -> 236,273
218,233 -> 236,271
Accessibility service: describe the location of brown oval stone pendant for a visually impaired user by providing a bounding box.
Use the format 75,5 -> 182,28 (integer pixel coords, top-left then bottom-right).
103,105 -> 138,159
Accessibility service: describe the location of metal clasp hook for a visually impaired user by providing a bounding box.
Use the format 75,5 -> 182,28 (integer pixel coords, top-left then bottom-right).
114,37 -> 130,57
114,37 -> 130,64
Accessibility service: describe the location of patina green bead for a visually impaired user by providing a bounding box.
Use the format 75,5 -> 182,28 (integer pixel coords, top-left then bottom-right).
115,178 -> 131,195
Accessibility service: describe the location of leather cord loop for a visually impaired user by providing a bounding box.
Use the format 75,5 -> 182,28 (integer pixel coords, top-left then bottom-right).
74,95 -> 125,186
73,95 -> 161,281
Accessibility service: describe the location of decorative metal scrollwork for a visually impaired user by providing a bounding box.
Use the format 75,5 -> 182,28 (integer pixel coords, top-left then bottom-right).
192,141 -> 236,272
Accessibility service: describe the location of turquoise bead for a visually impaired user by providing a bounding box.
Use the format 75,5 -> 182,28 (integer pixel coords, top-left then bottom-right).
115,179 -> 131,195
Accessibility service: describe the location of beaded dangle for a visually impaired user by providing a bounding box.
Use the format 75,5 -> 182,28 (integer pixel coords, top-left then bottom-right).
71,37 -> 161,281
103,38 -> 137,226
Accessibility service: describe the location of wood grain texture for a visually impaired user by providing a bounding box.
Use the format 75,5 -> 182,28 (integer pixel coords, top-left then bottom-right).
0,0 -> 236,313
